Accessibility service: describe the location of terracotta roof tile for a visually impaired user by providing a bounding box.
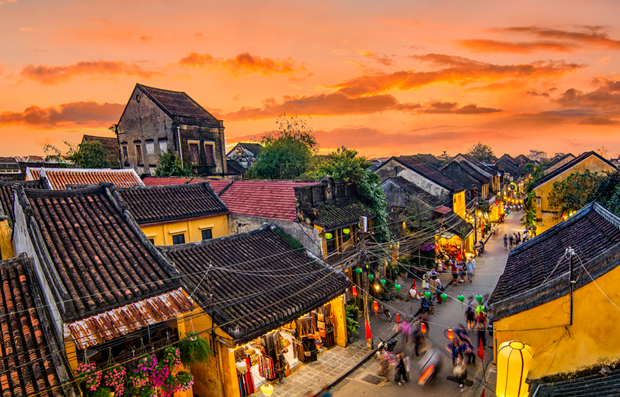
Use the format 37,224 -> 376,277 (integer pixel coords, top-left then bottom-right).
20,185 -> 179,321
0,179 -> 45,225
137,84 -> 218,126
161,225 -> 350,343
117,182 -> 228,224
219,181 -> 316,221
141,177 -> 230,194
27,168 -> 143,190
392,156 -> 464,192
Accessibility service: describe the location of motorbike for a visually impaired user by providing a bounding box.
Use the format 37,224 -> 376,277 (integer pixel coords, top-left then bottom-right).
374,338 -> 398,359
475,241 -> 485,256
418,347 -> 442,385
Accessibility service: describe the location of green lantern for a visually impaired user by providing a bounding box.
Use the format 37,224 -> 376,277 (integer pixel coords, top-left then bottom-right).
368,274 -> 375,282
441,293 -> 448,302
424,291 -> 431,299
394,284 -> 401,292
458,294 -> 465,308
325,233 -> 333,240
475,295 -> 483,304
343,228 -> 351,235
380,279 -> 387,286
355,268 -> 362,275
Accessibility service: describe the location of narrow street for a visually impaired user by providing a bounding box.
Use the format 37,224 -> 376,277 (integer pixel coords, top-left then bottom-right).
332,210 -> 523,397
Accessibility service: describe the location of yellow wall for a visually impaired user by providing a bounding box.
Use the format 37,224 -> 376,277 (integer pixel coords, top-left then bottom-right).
141,214 -> 229,246
330,295 -> 347,347
452,191 -> 466,219
0,219 -> 14,260
534,156 -> 614,233
493,262 -> 620,379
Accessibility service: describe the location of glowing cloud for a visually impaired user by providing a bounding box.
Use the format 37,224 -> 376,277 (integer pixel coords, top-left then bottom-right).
459,39 -> 573,53
0,101 -> 124,128
178,52 -> 306,76
496,26 -> 620,50
359,51 -> 395,66
20,61 -> 160,85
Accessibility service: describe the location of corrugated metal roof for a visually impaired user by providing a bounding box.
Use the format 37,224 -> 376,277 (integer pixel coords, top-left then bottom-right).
66,288 -> 195,350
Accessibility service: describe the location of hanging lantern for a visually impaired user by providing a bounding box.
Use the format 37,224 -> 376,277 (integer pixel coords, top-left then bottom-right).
374,284 -> 381,291
373,301 -> 379,312
458,294 -> 465,308
420,323 -> 426,334
236,360 -> 248,374
260,384 -> 275,396
476,295 -> 483,304
441,293 -> 448,302
394,284 -> 401,292
395,313 -> 401,323
380,279 -> 387,286
447,328 -> 454,341
351,286 -> 358,297
409,288 -> 417,298
325,233 -> 333,240
424,291 -> 431,299
368,274 -> 375,282
496,341 -> 532,397
355,268 -> 362,275
343,228 -> 351,235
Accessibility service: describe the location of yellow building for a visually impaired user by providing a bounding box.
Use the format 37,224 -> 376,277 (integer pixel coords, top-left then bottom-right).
488,203 -> 620,383
116,182 -> 230,245
162,225 -> 350,397
533,151 -> 615,233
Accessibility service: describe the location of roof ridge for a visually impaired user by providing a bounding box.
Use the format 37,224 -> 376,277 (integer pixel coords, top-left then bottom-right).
159,223 -> 276,251
534,151 -> 615,188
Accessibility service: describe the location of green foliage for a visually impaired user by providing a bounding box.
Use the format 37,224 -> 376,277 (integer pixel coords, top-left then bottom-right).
246,114 -> 316,179
524,162 -> 547,192
84,386 -> 111,397
43,141 -> 76,167
585,171 -> 620,216
345,303 -> 359,338
154,150 -> 193,177
523,191 -> 537,227
70,141 -> 111,168
437,151 -> 451,167
275,229 -> 302,250
466,141 -> 494,162
548,170 -> 604,214
178,332 -> 212,367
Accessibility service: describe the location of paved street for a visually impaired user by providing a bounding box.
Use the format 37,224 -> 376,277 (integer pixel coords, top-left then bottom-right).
332,210 -> 522,397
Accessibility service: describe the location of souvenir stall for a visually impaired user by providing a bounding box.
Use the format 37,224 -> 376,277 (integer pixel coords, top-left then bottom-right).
234,301 -> 342,396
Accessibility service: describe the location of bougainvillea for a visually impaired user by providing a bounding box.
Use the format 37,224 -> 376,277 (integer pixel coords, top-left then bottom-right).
75,362 -> 102,392
103,365 -> 126,395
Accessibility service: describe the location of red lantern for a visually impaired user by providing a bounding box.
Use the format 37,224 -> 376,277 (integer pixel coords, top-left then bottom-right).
448,328 -> 454,341
373,301 -> 379,312
352,286 -> 358,297
421,323 -> 426,334
395,313 -> 401,323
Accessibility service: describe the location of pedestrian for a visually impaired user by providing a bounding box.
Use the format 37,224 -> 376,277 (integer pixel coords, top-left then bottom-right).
503,234 -> 508,250
447,339 -> 460,366
394,352 -> 408,385
320,386 -> 333,397
477,311 -> 488,349
509,234 -> 514,249
413,327 -> 422,357
466,258 -> 475,283
465,306 -> 475,332
458,262 -> 466,283
453,354 -> 468,392
450,259 -> 458,286
376,350 -> 390,382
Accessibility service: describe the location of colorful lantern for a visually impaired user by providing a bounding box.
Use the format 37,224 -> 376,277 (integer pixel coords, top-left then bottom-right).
476,304 -> 485,316
441,293 -> 447,302
394,284 -> 401,292
424,291 -> 431,299
421,323 -> 426,334
380,279 -> 387,286
373,301 -> 379,312
395,313 -> 401,323
351,286 -> 358,297
343,228 -> 351,235
447,328 -> 454,341
496,341 -> 532,397
409,288 -> 417,298
368,274 -> 374,282
476,295 -> 483,304
260,384 -> 275,396
458,294 -> 465,308
355,268 -> 362,275
325,233 -> 333,240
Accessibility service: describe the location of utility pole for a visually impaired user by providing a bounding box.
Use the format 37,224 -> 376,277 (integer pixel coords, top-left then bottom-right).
567,247 -> 575,326
359,216 -> 373,350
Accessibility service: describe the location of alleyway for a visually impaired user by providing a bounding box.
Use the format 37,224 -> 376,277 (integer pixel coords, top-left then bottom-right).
331,210 -> 523,397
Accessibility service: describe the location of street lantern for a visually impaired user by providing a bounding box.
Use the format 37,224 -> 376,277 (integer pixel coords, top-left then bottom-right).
373,301 -> 379,312
448,328 -> 454,341
395,313 -> 401,323
351,286 -> 358,297
260,384 -> 274,396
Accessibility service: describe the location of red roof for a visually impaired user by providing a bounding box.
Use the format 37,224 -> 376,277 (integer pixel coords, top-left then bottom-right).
142,176 -> 230,194
219,181 -> 316,221
434,205 -> 452,215
27,167 -> 144,190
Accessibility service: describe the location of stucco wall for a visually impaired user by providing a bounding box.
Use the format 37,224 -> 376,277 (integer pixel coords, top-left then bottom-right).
228,214 -> 323,257
452,191 -> 466,219
141,214 -> 230,246
493,261 -> 620,379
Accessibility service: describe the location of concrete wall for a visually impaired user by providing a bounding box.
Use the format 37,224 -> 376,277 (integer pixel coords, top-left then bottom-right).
376,159 -> 451,202
141,214 -> 230,246
228,214 -> 323,257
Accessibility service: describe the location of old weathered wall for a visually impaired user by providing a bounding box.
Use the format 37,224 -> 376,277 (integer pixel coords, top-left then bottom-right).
376,159 -> 451,202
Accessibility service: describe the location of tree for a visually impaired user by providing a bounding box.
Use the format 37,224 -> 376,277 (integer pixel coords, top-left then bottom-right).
43,141 -> 75,167
311,146 -> 392,243
547,170 -> 604,215
437,151 -> 451,167
154,150 -> 192,177
466,141 -> 495,162
70,141 -> 110,168
246,114 -> 316,179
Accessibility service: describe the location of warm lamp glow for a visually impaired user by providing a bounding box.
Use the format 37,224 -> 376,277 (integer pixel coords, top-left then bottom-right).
352,285 -> 358,297
373,301 -> 379,312
260,384 -> 274,396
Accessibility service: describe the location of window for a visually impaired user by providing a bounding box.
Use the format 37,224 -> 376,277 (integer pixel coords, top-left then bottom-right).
159,140 -> 168,153
189,142 -> 200,164
145,141 -> 155,155
204,143 -> 215,165
135,144 -> 143,164
326,233 -> 336,253
172,234 -> 186,245
122,146 -> 128,162
342,227 -> 352,243
202,229 -> 213,240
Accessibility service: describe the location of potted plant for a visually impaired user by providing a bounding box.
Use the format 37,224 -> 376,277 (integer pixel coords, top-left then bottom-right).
345,303 -> 359,343
178,331 -> 213,367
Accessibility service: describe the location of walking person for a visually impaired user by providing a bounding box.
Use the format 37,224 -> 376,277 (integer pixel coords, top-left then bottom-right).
509,234 -> 514,249
466,258 -> 475,283
477,311 -> 488,349
376,350 -> 391,382
393,352 -> 408,385
503,234 -> 508,250
465,305 -> 475,332
450,258 -> 459,286
458,262 -> 466,283
453,352 -> 468,393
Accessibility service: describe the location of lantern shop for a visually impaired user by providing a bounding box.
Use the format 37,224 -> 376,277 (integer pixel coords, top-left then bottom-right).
162,225 -> 350,397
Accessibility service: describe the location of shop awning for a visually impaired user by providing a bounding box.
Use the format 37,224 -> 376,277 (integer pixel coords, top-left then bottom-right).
434,206 -> 451,215
420,244 -> 436,251
439,231 -> 456,239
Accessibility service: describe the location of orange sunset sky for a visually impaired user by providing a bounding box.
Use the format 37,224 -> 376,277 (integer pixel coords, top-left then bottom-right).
1,0 -> 620,158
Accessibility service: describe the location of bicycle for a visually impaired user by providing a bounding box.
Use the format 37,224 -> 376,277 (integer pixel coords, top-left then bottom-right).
375,302 -> 393,322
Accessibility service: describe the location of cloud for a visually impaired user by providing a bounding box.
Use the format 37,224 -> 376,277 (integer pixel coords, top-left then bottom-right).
20,60 -> 160,85
598,57 -> 611,65
0,101 -> 123,129
178,52 -> 306,76
555,80 -> 620,114
86,18 -> 109,24
458,39 -> 573,53
20,27 -> 32,32
332,54 -> 584,97
359,51 -> 395,66
422,102 -> 502,114
526,90 -> 550,97
140,35 -> 153,42
579,117 -> 620,125
496,26 -> 620,50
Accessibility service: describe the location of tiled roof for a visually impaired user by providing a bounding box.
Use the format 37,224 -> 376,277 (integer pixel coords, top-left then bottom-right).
417,153 -> 442,167
0,254 -> 77,397
0,179 -> 45,225
443,212 -> 473,239
219,180 -> 316,221
18,184 -> 180,321
534,366 -> 620,397
546,153 -> 575,169
141,177 -> 230,194
497,154 -> 519,167
515,154 -> 531,166
161,225 -> 350,343
453,154 -> 497,177
117,182 -> 228,224
137,84 -> 218,123
27,168 -> 144,190
81,135 -> 120,167
314,198 -> 375,231
384,177 -> 445,208
534,151 -> 616,189
458,161 -> 490,183
394,155 -> 464,192
235,142 -> 263,155
489,203 -> 620,319
226,159 -> 245,176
